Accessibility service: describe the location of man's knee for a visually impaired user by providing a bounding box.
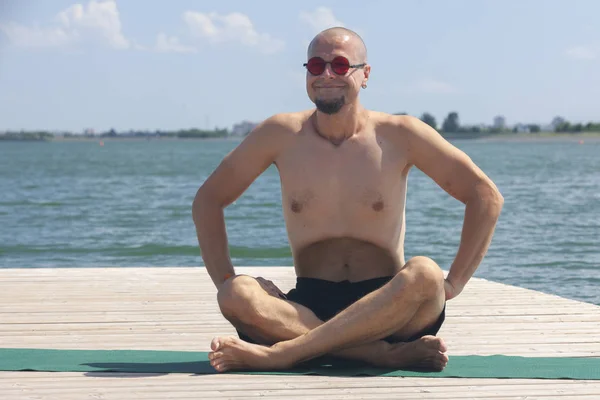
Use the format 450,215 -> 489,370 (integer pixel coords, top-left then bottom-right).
217,275 -> 261,322
395,256 -> 445,300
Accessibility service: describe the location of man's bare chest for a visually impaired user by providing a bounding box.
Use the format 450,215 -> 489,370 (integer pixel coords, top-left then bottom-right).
275,138 -> 407,221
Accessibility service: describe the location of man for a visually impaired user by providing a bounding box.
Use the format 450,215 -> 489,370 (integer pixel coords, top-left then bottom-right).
192,27 -> 503,373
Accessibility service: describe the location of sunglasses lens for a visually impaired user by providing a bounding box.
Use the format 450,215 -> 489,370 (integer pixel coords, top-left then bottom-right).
305,56 -> 352,75
331,57 -> 350,75
306,58 -> 325,75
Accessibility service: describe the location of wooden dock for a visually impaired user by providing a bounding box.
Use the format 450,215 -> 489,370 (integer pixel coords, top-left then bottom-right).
1,266 -> 599,399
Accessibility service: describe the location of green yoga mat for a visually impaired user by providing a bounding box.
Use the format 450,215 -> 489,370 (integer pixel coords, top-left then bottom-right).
2,348 -> 599,380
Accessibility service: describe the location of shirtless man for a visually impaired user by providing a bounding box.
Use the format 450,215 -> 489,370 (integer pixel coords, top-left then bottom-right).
192,27 -> 504,373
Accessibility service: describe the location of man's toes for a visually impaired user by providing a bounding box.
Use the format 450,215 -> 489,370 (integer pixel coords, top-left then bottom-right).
435,353 -> 448,371
440,352 -> 449,363
209,350 -> 229,369
216,336 -> 241,349
423,335 -> 447,353
214,359 -> 238,373
432,337 -> 447,353
436,358 -> 447,371
419,357 -> 442,372
213,361 -> 225,372
211,337 -> 222,351
437,338 -> 448,353
211,354 -> 230,372
211,335 -> 241,352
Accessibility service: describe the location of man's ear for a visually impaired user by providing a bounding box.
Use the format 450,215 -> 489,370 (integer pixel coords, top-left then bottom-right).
363,65 -> 371,86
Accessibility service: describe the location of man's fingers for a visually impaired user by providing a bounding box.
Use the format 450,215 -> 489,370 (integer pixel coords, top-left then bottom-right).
269,284 -> 284,297
269,282 -> 282,296
255,277 -> 285,298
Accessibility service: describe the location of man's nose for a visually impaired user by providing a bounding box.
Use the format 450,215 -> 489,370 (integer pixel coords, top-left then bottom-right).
321,63 -> 336,78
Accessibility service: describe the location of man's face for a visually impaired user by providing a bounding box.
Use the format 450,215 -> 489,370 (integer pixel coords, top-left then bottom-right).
305,35 -> 370,114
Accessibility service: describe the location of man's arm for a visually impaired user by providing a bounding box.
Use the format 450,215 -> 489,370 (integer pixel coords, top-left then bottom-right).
192,114 -> 292,291
401,116 -> 504,300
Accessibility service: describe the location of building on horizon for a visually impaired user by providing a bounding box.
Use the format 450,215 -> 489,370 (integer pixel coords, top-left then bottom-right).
513,123 -> 531,133
231,121 -> 258,136
493,115 -> 506,130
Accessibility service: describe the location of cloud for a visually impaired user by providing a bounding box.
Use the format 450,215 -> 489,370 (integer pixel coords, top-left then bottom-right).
565,45 -> 597,60
0,0 -> 129,50
154,33 -> 197,53
0,22 -> 75,48
182,11 -> 284,54
0,3 -> 284,55
299,7 -> 344,34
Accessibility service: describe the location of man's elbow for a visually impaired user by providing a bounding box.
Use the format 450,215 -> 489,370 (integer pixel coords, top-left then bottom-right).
491,190 -> 504,218
478,180 -> 504,216
191,187 -> 219,221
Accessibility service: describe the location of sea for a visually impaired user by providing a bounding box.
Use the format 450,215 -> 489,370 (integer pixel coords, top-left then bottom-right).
1,136 -> 599,305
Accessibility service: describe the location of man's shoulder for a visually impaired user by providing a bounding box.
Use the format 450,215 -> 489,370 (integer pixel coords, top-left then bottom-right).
255,110 -> 312,136
370,111 -> 432,140
239,110 -> 312,156
371,111 -> 423,128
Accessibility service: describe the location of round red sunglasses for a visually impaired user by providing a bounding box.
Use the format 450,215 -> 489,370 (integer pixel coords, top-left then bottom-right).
303,56 -> 366,76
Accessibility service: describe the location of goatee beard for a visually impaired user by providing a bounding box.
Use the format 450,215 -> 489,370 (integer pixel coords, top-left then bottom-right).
315,97 -> 345,115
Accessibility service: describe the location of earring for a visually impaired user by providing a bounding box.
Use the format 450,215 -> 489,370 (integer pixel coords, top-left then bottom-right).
361,83 -> 367,89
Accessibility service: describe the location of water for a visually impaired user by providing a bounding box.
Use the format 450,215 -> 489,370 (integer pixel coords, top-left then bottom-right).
1,137 -> 599,305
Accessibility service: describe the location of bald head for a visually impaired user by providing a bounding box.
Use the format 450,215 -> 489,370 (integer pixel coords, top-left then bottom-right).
307,27 -> 367,62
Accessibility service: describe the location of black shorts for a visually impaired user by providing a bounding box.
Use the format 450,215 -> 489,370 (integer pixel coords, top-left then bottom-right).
237,276 -> 446,344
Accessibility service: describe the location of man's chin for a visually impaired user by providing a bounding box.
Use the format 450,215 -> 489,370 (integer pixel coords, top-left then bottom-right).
315,97 -> 345,115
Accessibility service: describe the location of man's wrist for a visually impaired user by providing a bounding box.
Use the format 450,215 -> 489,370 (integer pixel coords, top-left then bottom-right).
215,272 -> 236,292
446,276 -> 465,293
444,277 -> 465,300
221,272 -> 236,286
223,273 -> 234,281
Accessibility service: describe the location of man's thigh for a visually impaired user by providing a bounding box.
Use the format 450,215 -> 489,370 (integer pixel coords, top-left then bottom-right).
223,275 -> 326,345
231,276 -> 386,345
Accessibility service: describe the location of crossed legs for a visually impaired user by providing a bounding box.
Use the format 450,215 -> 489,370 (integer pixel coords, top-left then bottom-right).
209,256 -> 448,372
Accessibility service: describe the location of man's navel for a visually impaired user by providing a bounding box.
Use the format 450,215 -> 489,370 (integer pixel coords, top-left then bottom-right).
372,200 -> 384,212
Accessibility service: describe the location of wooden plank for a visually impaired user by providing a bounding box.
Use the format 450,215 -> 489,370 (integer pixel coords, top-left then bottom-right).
2,375 -> 600,399
0,266 -> 599,399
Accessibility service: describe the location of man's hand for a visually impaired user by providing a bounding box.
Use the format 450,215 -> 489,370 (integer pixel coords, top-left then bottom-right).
256,277 -> 287,299
444,278 -> 462,301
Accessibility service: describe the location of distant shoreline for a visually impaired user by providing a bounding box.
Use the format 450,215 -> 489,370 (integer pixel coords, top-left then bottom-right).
50,136 -> 243,142
0,136 -> 244,143
1,132 -> 599,143
468,132 -> 600,142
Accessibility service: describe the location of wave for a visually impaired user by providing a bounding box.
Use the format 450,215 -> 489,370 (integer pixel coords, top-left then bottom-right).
0,200 -> 65,207
0,244 -> 292,259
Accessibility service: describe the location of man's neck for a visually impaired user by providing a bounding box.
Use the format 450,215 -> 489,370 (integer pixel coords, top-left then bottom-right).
313,103 -> 368,146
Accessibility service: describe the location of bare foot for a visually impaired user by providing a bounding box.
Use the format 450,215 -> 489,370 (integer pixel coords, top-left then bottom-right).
372,336 -> 449,372
208,336 -> 292,372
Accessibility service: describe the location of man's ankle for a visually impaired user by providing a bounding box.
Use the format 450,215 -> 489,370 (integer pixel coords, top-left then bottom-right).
332,339 -> 390,363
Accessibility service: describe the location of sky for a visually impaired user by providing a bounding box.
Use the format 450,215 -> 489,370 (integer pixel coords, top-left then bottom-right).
0,0 -> 598,132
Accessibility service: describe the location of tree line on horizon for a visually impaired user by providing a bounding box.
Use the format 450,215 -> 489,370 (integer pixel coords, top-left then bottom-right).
395,111 -> 600,134
0,128 -> 229,141
1,113 -> 599,141
95,127 -> 229,139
